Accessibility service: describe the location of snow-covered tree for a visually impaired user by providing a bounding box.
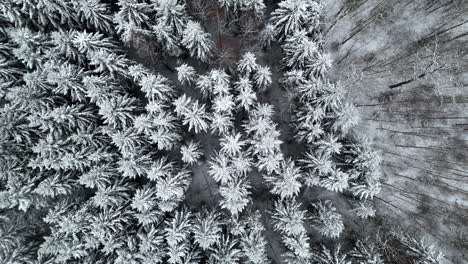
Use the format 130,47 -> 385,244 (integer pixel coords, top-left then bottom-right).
153,0 -> 188,38
350,240 -> 384,264
180,141 -> 203,165
282,30 -> 318,69
181,21 -> 213,62
210,112 -> 234,136
178,97 -> 210,133
238,52 -> 258,75
88,49 -> 130,77
311,200 -> 344,239
238,212 -> 269,264
350,171 -> 382,200
395,233 -> 444,264
139,73 -> 175,102
260,24 -> 276,48
271,199 -> 307,236
320,170 -> 349,193
300,151 -> 333,179
265,158 -> 303,199
253,65 -> 272,91
176,63 -> 196,85
213,94 -> 235,114
155,169 -> 191,212
270,0 -> 322,37
317,133 -> 343,155
164,208 -> 193,263
236,83 -> 257,111
220,132 -> 246,157
219,178 -> 251,216
308,52 -> 332,79
351,202 -> 376,219
74,0 -> 114,33
98,95 -> 137,129
131,185 -> 158,213
331,103 -> 360,136
193,209 -> 223,250
209,151 -> 234,184
153,22 -> 183,56
311,245 -> 351,264
208,235 -> 242,264
282,232 -> 313,263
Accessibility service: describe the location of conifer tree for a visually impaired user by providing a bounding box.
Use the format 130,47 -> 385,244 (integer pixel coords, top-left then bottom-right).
311,245 -> 351,264
193,209 -> 223,250
238,52 -> 258,75
180,140 -> 203,165
253,65 -> 272,92
311,200 -> 344,239
181,21 -> 213,62
176,63 -> 196,85
264,158 -> 303,199
219,178 -> 251,216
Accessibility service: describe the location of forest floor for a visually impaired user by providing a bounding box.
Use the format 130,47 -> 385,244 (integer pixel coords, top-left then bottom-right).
323,0 -> 468,263
129,0 -> 468,263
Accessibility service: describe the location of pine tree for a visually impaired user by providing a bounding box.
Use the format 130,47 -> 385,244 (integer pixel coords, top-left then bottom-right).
176,63 -> 196,85
350,240 -> 384,264
210,112 -> 234,136
181,21 -> 213,62
182,100 -> 210,133
253,65 -> 272,92
236,83 -> 257,111
91,183 -> 132,209
300,151 -> 334,181
282,30 -> 318,69
164,208 -> 193,263
260,24 -> 276,48
395,233 -> 444,264
47,62 -> 86,102
72,31 -> 117,54
208,152 -> 234,184
74,0 -> 114,33
219,178 -> 251,216
311,245 -> 351,264
208,235 -> 242,264
238,52 -> 258,75
193,209 -> 223,250
271,199 -> 307,236
131,185 -> 158,213
153,22 -> 183,56
220,132 -> 246,157
308,52 -> 332,79
153,0 -> 188,38
88,49 -> 131,77
270,0 -> 322,38
317,133 -> 343,155
139,73 -> 175,103
180,140 -> 203,165
320,170 -> 349,193
311,200 -> 344,239
349,171 -> 382,200
239,212 -> 269,264
264,158 -> 303,199
352,202 -> 376,219
114,0 -> 152,42
281,232 -> 312,263
212,94 -> 235,114
331,103 -> 360,136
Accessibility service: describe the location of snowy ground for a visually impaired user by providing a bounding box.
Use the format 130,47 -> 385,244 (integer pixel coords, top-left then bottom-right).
323,0 -> 468,262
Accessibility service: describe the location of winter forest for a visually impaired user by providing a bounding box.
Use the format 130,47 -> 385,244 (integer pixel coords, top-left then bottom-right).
0,0 -> 467,263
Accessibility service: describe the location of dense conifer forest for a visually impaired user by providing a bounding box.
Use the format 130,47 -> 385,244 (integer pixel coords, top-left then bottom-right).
0,0 -> 466,263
